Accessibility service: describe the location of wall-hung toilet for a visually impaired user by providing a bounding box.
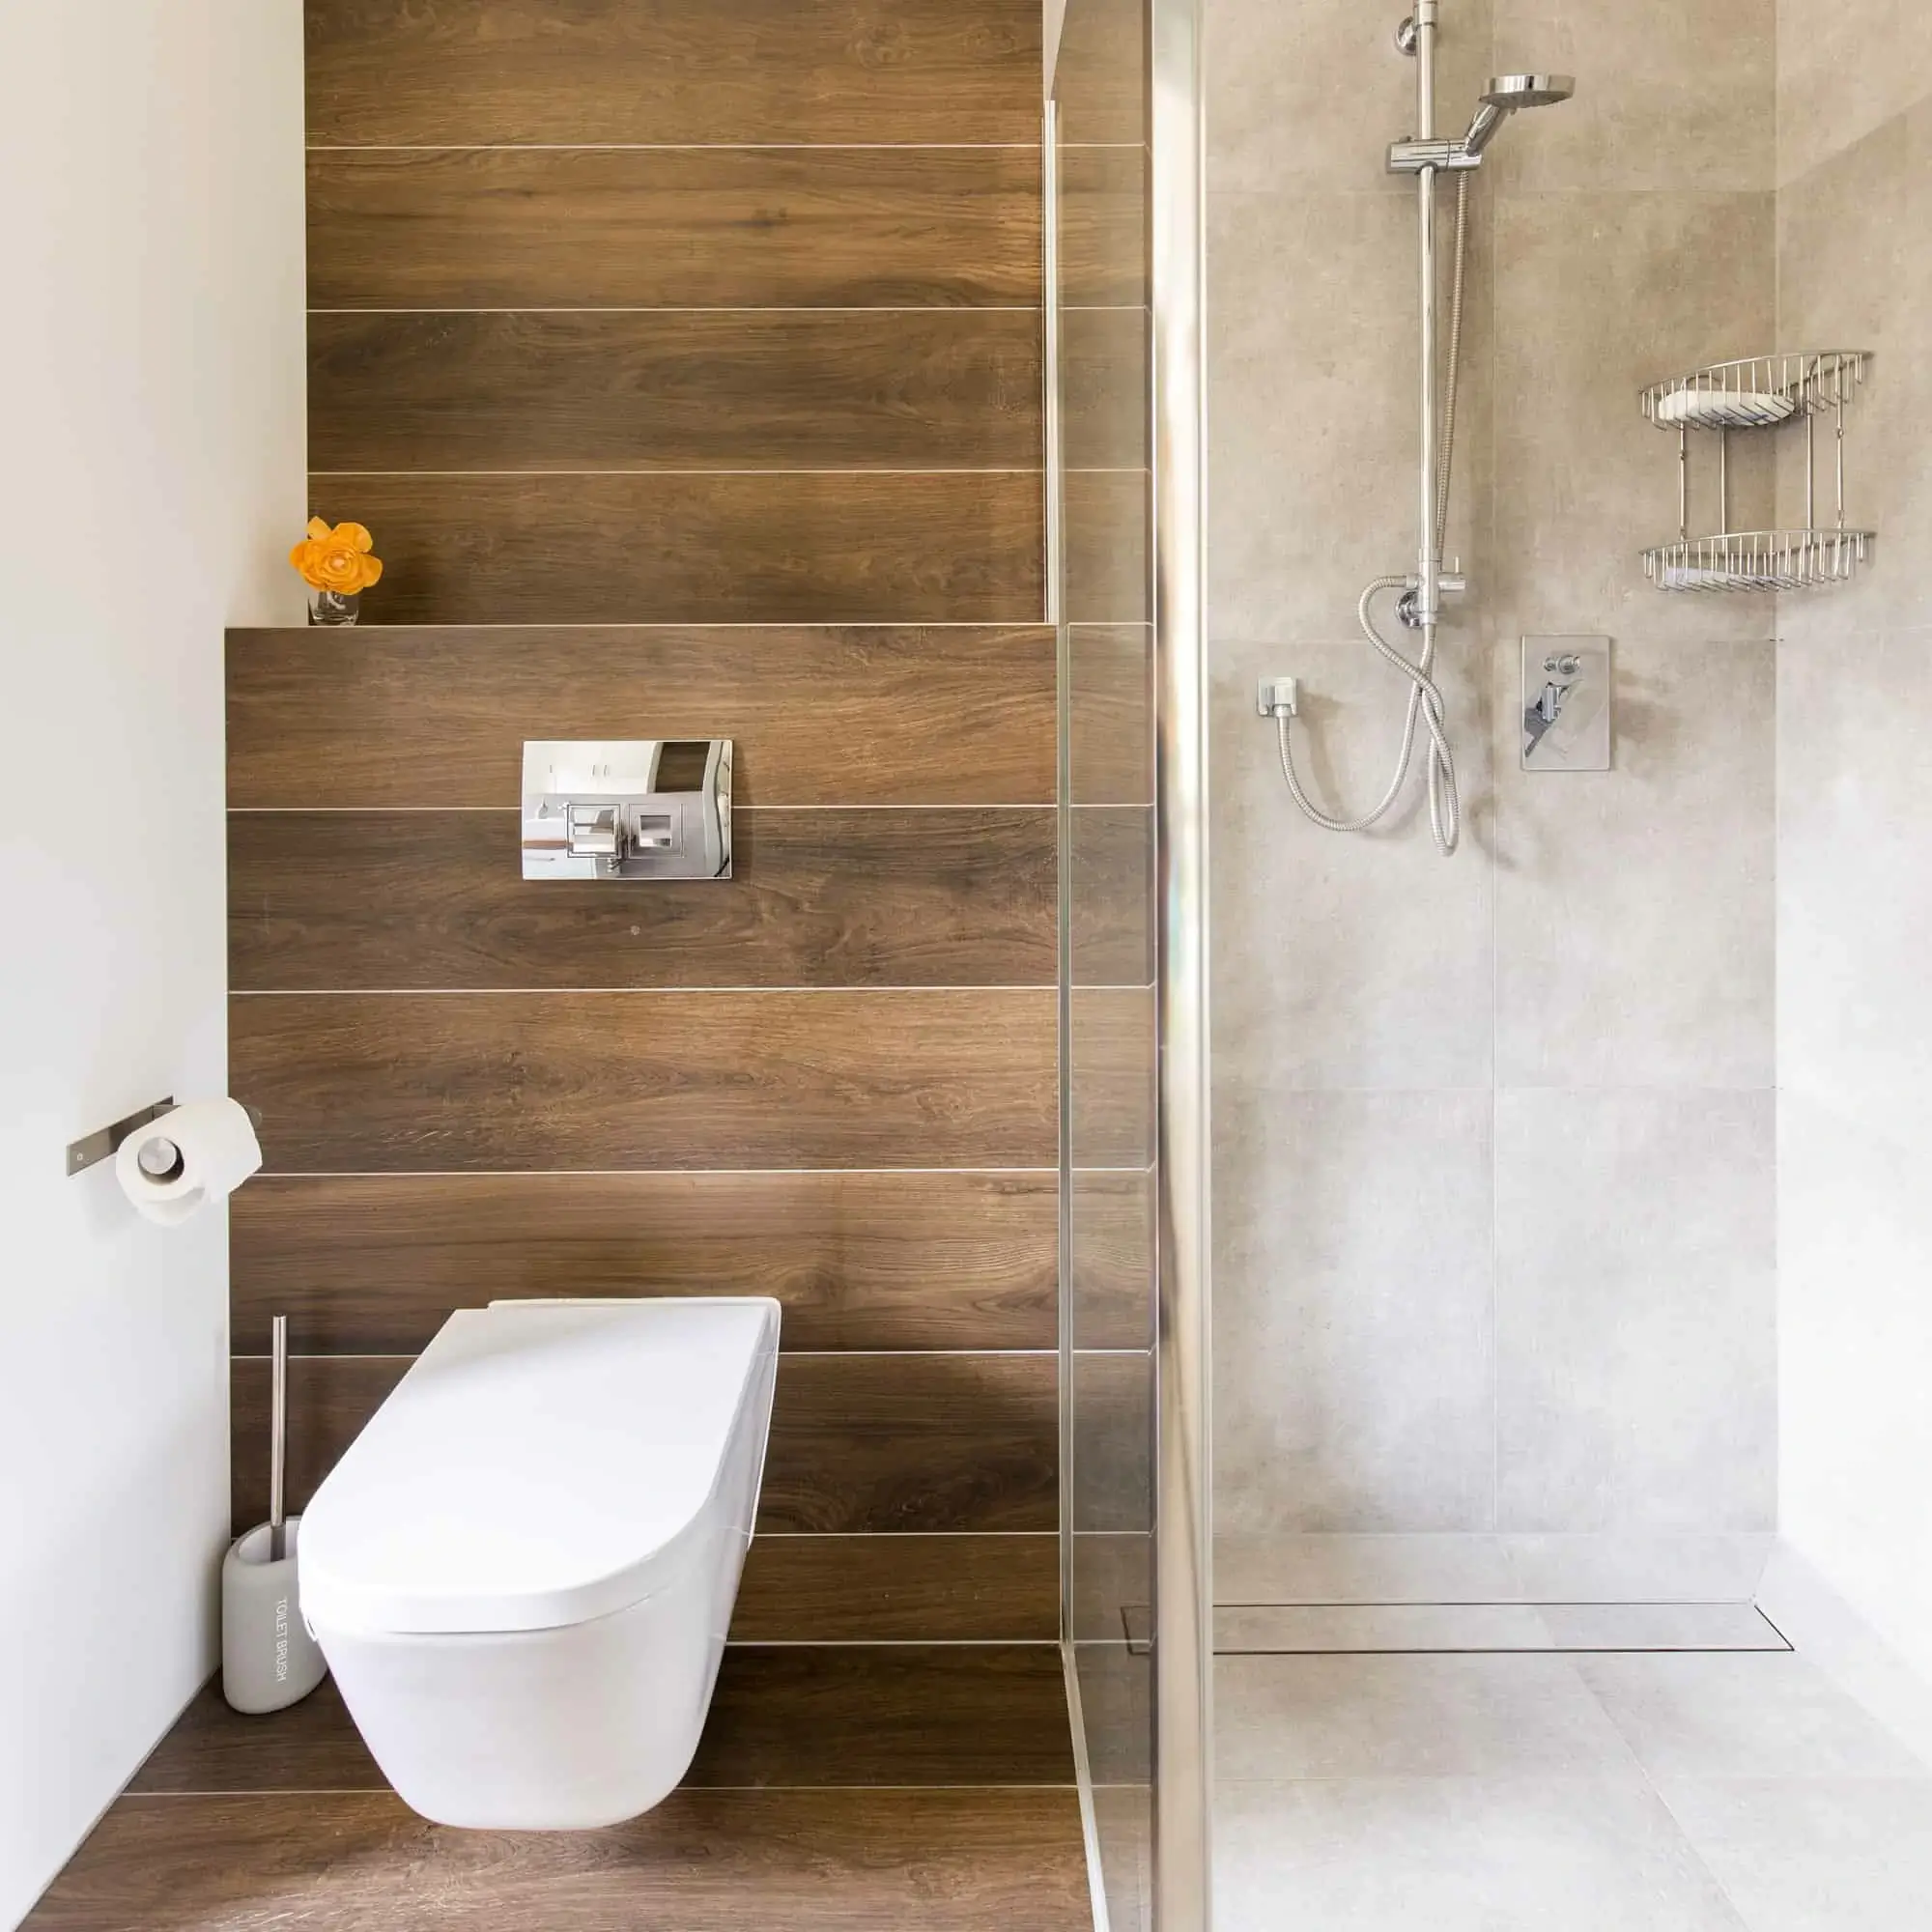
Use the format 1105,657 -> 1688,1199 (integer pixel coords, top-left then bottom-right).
298,1296 -> 781,1830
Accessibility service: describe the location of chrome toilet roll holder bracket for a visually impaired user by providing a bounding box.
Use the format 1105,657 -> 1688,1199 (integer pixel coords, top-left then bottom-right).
65,1096 -> 175,1178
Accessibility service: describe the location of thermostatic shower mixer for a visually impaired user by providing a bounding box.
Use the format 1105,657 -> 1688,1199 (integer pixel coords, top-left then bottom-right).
521,739 -> 732,880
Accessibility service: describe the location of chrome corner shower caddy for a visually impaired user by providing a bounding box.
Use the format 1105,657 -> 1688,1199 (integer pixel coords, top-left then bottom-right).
1264,2 -> 1574,857
1640,350 -> 1875,592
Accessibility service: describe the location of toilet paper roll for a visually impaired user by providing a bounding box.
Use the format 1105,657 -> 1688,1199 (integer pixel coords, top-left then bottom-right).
115,1098 -> 263,1226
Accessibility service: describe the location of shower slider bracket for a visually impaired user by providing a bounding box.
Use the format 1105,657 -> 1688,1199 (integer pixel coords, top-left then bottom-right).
1387,136 -> 1484,174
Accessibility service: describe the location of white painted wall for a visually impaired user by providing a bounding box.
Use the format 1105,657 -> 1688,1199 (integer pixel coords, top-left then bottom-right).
0,5 -> 305,1920
1774,0 -> 1932,1692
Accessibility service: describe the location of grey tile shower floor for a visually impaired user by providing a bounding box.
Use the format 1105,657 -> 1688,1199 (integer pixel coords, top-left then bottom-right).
1213,1646 -> 1932,1932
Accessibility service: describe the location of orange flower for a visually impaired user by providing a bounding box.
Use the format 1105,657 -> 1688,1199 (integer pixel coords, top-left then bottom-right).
291,517 -> 384,594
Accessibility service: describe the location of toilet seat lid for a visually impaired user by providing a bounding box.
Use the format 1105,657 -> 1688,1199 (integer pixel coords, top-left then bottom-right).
298,1297 -> 781,1636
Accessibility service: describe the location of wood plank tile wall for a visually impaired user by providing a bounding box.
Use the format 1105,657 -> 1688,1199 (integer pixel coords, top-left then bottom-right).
229,0 -> 1056,1644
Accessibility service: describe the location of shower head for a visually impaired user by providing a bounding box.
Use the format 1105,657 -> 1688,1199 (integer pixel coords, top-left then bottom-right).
1461,72 -> 1576,156
1481,72 -> 1577,110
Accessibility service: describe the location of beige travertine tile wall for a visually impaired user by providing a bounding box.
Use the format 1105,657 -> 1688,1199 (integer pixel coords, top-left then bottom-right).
1775,4 -> 1932,1678
1208,0 -> 1779,1537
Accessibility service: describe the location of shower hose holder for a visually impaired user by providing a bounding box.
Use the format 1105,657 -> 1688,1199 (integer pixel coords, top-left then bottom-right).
1639,351 -> 1874,592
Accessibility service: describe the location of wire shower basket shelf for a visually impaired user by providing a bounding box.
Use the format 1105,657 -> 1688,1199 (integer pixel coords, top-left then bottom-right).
1639,351 -> 1873,593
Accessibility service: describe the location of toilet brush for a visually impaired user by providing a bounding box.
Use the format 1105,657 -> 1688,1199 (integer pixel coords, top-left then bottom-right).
269,1316 -> 288,1562
221,1315 -> 327,1713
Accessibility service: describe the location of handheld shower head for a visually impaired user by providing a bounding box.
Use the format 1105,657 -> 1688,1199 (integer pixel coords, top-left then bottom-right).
1481,72 -> 1577,110
1461,71 -> 1575,156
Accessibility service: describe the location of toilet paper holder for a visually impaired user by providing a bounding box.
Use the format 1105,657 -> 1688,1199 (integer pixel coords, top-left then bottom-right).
66,1096 -> 175,1178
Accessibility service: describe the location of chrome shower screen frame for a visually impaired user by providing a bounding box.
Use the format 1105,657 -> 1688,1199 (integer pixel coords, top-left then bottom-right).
1048,0 -> 1212,1920
1148,0 -> 1212,1926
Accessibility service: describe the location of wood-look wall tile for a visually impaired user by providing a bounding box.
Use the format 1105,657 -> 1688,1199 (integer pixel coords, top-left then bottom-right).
1052,0 -> 1148,146
307,0 -> 1041,147
304,472 -> 1043,626
1071,1167 -> 1153,1351
229,991 -> 1056,1173
732,1534 -> 1058,1640
1064,469 -> 1148,626
227,626 -> 1056,810
1069,986 -> 1156,1170
130,1647 -> 1073,1794
311,312 -> 1042,473
1070,804 -> 1152,988
309,149 -> 1040,309
759,1353 -> 1057,1533
1071,1348 -> 1152,1536
1063,305 -> 1148,472
230,1352 -> 1058,1535
230,810 -> 1056,992
1069,623 -> 1153,806
232,1172 -> 1057,1354
30,1789 -> 1092,1930
128,1683 -> 381,1796
1059,144 -> 1146,309
691,1646 -> 1073,1785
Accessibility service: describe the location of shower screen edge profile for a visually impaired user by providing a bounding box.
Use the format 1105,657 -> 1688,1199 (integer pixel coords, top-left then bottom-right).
1048,0 -> 1214,1922
1263,4 -> 1574,856
1149,0 -> 1213,1930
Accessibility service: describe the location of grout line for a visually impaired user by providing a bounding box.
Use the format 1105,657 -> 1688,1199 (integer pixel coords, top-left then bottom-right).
230,985 -> 1070,996
307,467 -> 1048,478
228,804 -> 1061,814
250,1165 -> 1146,1178
230,620 -> 1057,632
235,986 -> 1144,997
225,804 -> 1147,813
242,1350 -> 1142,1364
309,305 -> 1045,315
306,142 -> 1046,153
127,1785 -> 1082,1801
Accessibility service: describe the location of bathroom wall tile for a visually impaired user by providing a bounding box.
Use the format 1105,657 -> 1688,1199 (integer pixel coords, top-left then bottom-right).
1653,1776 -> 1932,1931
732,1534 -> 1060,1642
1491,0 -> 1776,194
232,1352 -> 1061,1539
1776,106 -> 1932,637
1776,1089 -> 1932,1685
1072,1349 -> 1152,1535
233,1171 -> 1059,1356
1213,1087 -> 1496,1534
1776,628 -> 1932,1108
304,0 -> 1046,146
1206,0 -> 1494,194
1212,630 -> 1494,1091
228,624 -> 1058,811
1214,1654 -> 1637,1778
1492,637 -> 1775,1091
1776,0 -> 1915,185
1493,1089 -> 1776,1533
1500,1532 -> 1774,1604
35,1788 -> 1095,1932
1490,189 -> 1777,645
1208,187 -> 1494,643
1216,1532 -> 1520,1605
1574,1653 -> 1930,1780
1215,1776 -> 1749,1931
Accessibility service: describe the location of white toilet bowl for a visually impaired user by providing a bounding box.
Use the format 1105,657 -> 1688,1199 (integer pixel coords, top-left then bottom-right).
298,1296 -> 781,1829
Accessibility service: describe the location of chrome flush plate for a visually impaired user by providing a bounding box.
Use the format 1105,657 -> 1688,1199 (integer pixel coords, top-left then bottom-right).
1520,635 -> 1610,771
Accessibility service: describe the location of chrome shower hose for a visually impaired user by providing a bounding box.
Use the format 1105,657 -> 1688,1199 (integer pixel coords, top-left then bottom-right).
1277,172 -> 1468,857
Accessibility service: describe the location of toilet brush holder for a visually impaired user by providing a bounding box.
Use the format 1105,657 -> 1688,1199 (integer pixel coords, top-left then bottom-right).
222,1313 -> 327,1714
221,1518 -> 327,1714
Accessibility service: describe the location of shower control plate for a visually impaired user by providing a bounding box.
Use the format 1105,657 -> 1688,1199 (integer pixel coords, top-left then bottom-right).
1520,636 -> 1610,771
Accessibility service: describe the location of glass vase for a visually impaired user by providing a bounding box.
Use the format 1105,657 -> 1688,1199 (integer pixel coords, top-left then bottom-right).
307,586 -> 360,626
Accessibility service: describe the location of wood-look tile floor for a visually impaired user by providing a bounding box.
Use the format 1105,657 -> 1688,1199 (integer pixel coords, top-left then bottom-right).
27,1646 -> 1091,1930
